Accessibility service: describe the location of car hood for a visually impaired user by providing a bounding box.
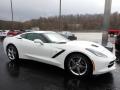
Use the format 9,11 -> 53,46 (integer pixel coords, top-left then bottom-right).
65,40 -> 116,59
67,40 -> 102,49
66,40 -> 102,50
49,40 -> 115,61
51,40 -> 115,58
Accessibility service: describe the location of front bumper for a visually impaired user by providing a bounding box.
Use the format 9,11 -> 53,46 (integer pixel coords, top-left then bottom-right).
93,61 -> 116,75
91,55 -> 116,75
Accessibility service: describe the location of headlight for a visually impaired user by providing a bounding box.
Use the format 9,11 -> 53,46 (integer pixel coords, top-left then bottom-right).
86,48 -> 107,58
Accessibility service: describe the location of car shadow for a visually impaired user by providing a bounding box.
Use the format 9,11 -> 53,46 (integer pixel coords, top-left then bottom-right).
64,73 -> 114,90
6,59 -> 115,90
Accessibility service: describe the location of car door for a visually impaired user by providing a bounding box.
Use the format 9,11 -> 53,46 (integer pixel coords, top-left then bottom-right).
20,33 -> 61,65
30,33 -> 55,59
18,33 -> 37,58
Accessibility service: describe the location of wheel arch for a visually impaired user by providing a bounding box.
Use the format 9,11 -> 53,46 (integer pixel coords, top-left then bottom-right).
6,43 -> 19,60
6,43 -> 19,57
6,43 -> 17,51
64,52 -> 94,73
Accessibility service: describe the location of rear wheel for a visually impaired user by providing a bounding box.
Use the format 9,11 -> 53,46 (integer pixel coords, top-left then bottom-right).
7,45 -> 19,61
65,53 -> 93,77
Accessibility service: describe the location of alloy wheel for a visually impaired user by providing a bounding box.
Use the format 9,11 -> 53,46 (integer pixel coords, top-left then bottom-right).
69,57 -> 87,76
7,46 -> 17,60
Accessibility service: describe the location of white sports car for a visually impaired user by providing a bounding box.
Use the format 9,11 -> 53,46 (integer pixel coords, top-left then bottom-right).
3,31 -> 116,77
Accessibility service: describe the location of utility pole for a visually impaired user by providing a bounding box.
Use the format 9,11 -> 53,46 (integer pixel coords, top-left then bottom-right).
102,0 -> 112,46
59,0 -> 62,31
10,0 -> 14,30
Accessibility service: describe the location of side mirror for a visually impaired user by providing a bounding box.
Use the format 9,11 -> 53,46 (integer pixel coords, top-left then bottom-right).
17,36 -> 22,39
34,39 -> 44,45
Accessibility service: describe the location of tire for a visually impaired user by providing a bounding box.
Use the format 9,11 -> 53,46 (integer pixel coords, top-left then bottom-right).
6,45 -> 19,61
115,51 -> 120,62
65,53 -> 93,77
110,33 -> 114,37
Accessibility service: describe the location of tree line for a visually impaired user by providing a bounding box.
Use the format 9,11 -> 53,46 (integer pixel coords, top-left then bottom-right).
0,12 -> 120,31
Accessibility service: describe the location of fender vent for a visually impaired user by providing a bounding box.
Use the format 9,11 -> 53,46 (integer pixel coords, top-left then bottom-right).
108,61 -> 115,68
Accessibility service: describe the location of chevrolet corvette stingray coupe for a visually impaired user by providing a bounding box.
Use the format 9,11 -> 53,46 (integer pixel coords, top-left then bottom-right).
3,31 -> 116,77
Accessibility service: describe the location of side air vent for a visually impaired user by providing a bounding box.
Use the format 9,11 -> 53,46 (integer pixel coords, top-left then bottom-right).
108,61 -> 115,68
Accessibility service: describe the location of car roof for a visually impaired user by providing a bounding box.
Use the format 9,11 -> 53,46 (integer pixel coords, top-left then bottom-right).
28,31 -> 56,34
16,31 -> 56,37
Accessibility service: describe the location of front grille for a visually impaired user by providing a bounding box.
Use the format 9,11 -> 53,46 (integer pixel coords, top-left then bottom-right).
108,61 -> 115,68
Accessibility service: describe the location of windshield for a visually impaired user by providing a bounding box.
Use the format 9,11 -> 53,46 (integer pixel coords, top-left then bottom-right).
44,33 -> 69,43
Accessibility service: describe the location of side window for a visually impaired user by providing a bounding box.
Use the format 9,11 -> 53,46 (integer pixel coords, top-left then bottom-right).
35,34 -> 50,43
26,33 -> 35,41
21,33 -> 50,43
21,34 -> 26,38
21,33 -> 35,41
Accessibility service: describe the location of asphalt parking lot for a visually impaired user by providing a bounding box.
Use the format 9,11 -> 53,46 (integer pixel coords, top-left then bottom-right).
0,35 -> 120,90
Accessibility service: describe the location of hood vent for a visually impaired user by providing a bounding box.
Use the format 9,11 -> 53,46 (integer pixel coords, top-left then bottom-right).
91,44 -> 99,47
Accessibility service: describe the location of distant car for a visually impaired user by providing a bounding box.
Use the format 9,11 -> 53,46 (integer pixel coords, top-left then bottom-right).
0,30 -> 9,39
59,31 -> 77,40
115,33 -> 120,62
115,33 -> 120,51
7,30 -> 23,36
0,30 -> 2,38
3,31 -> 116,77
108,29 -> 120,37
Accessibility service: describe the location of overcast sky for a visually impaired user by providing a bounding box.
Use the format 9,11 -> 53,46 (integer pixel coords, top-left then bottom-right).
0,0 -> 120,21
